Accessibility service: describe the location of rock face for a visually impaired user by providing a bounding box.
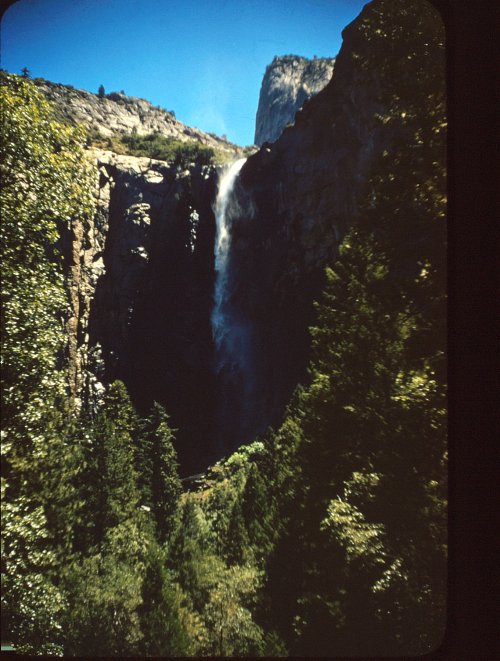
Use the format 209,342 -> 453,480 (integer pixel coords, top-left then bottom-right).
34,78 -> 240,154
60,160 -> 109,413
223,0 -> 446,445
254,55 -> 335,146
63,149 -> 219,474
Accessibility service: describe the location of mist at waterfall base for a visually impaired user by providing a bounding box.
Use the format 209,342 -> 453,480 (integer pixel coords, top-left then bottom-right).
211,159 -> 267,458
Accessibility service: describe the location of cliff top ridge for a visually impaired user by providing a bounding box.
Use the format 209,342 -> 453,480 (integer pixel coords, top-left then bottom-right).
32,76 -> 243,156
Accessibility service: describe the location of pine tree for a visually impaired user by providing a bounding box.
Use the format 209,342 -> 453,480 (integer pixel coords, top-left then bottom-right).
138,544 -> 190,656
61,383 -> 157,656
136,403 -> 181,542
241,463 -> 275,565
89,381 -> 141,543
261,1 -> 446,651
225,498 -> 249,565
263,223 -> 446,655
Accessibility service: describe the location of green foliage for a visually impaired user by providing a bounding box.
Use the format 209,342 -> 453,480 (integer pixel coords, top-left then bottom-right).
70,381 -> 142,552
59,382 -> 186,657
169,498 -> 218,612
105,90 -> 127,103
240,463 -> 275,565
200,563 -> 264,656
87,127 -> 233,165
121,130 -> 216,166
1,71 -> 94,425
247,2 -> 446,653
263,224 -> 446,656
136,403 -> 182,542
1,479 -> 67,656
61,517 -> 151,657
1,71 -> 97,654
225,498 -> 249,565
138,544 -> 190,656
168,492 -> 268,657
0,0 -> 447,654
1,74 -> 190,657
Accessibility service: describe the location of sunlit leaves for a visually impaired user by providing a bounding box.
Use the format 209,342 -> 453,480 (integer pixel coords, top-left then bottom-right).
321,499 -> 387,564
1,482 -> 66,655
200,564 -> 264,656
1,72 -> 97,652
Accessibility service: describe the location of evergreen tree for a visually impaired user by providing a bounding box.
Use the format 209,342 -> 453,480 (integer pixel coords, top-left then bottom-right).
241,463 -> 275,565
98,83 -> 105,98
138,544 -> 190,656
61,518 -> 150,657
262,223 -> 446,655
60,383 -> 158,656
136,403 -> 181,542
259,1 -> 446,654
0,0 -> 447,654
169,499 -> 219,612
225,498 -> 249,565
200,564 -> 264,656
90,381 -> 141,543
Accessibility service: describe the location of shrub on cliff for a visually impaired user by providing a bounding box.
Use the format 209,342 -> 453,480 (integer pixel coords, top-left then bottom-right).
120,130 -> 216,165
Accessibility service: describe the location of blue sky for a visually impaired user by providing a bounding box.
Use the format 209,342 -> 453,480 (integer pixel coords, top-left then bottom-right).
1,0 -> 368,145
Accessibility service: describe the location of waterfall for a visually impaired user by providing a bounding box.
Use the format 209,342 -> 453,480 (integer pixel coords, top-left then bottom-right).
211,157 -> 254,453
211,157 -> 247,365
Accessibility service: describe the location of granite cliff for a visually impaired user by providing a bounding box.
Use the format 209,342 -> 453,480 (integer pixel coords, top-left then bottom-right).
254,55 -> 335,146
221,0 -> 446,447
61,149 -> 219,474
55,0 -> 445,473
33,81 -> 244,473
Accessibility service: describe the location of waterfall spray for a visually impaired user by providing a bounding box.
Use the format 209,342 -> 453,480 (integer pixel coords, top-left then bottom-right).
211,157 -> 259,453
211,158 -> 247,362
210,157 -> 268,454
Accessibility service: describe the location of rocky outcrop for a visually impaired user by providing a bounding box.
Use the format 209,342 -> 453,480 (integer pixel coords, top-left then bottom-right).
254,55 -> 335,146
34,78 -> 240,154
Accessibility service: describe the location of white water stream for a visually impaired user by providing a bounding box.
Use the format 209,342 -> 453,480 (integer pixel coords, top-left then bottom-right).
211,157 -> 269,453
211,158 -> 247,361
